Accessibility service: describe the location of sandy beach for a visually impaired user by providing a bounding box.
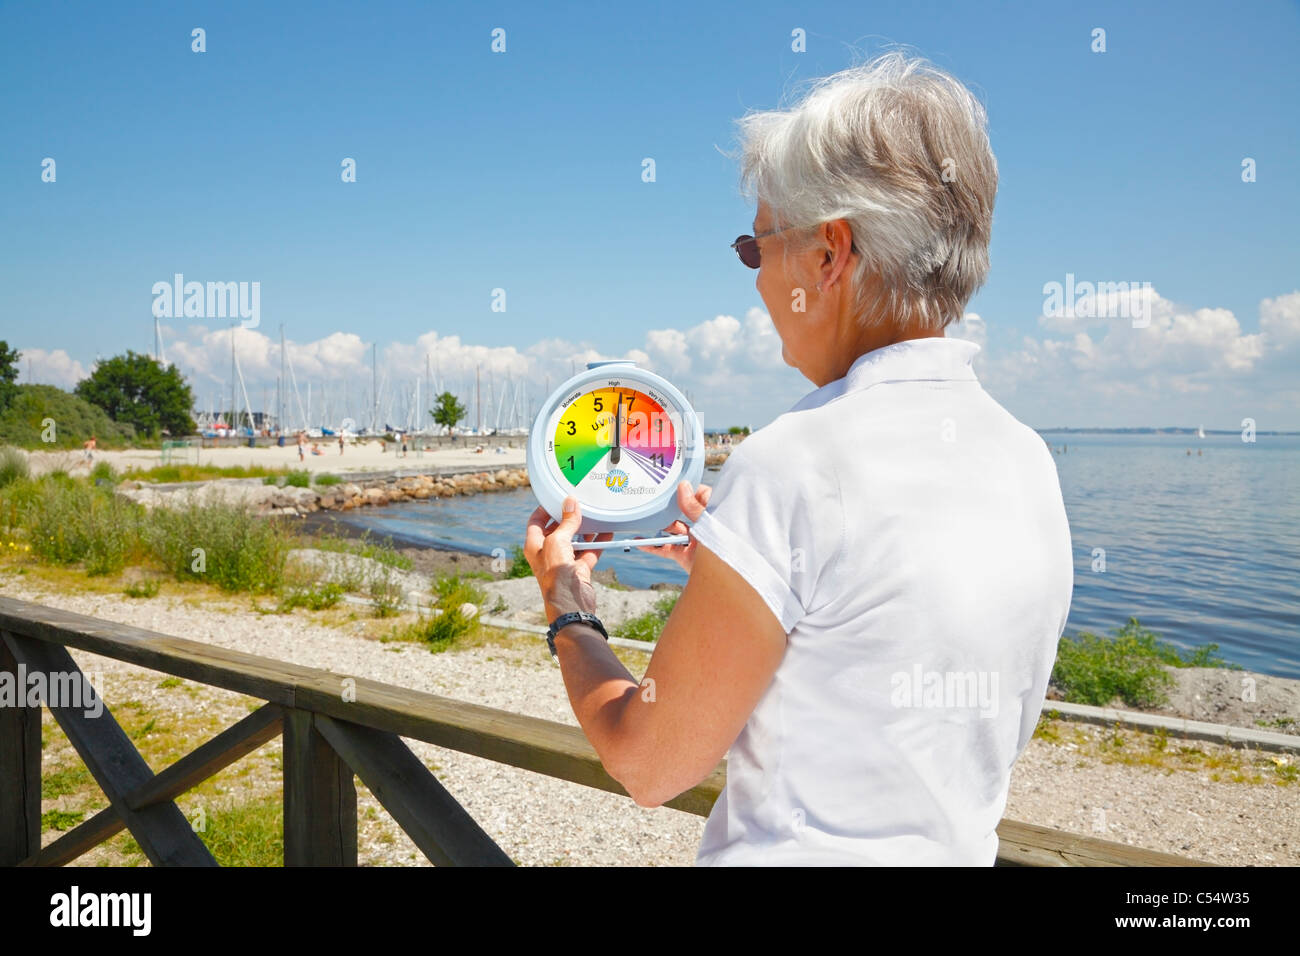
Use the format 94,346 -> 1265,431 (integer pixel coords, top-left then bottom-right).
24,441 -> 528,477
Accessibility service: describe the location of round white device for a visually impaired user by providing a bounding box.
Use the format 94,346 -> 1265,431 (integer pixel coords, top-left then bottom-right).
526,361 -> 705,550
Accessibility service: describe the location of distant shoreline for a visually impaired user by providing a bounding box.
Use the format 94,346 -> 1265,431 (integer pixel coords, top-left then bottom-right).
1035,428 -> 1300,435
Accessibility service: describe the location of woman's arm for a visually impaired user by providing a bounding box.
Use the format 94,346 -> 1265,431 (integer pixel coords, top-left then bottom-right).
527,496 -> 787,808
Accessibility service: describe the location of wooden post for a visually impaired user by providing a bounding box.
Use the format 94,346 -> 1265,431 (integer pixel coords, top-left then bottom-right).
0,634 -> 41,865
283,709 -> 357,866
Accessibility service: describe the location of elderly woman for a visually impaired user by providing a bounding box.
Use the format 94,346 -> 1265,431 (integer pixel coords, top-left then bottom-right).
524,52 -> 1072,865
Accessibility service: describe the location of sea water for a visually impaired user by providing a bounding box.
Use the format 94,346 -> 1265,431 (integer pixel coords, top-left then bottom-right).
338,433 -> 1300,677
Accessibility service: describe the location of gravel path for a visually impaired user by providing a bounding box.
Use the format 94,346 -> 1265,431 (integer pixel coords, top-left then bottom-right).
3,575 -> 1294,866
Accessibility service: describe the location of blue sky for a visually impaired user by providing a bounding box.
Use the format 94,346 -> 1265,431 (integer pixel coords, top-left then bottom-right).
2,0 -> 1297,431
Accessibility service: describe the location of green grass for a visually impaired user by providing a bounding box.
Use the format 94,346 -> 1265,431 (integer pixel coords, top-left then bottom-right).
612,592 -> 680,643
386,574 -> 487,652
19,475 -> 145,575
42,763 -> 92,799
309,531 -> 414,571
506,543 -> 533,578
276,580 -> 345,612
261,469 -> 310,488
122,577 -> 160,598
128,463 -> 293,483
89,460 -> 118,485
0,446 -> 29,488
193,795 -> 284,866
0,472 -> 291,594
41,810 -> 86,832
313,473 -> 342,487
143,498 -> 291,593
1051,617 -> 1238,708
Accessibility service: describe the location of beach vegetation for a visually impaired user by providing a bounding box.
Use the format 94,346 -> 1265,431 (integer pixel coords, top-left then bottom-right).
613,592 -> 680,643
123,577 -> 160,598
0,384 -> 136,449
0,445 -> 29,487
132,462 -> 290,483
507,543 -> 532,578
143,498 -> 290,593
385,574 -> 486,652
1051,618 -> 1236,708
308,531 -> 414,571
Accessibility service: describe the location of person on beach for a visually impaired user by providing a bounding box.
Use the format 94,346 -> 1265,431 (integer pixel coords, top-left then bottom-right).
525,51 -> 1073,866
83,436 -> 96,461
339,435 -> 345,455
297,431 -> 305,462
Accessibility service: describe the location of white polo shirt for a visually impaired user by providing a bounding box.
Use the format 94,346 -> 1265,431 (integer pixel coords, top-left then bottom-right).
688,336 -> 1073,866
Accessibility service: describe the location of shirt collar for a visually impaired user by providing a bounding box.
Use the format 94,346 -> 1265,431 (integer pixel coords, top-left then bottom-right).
787,337 -> 981,413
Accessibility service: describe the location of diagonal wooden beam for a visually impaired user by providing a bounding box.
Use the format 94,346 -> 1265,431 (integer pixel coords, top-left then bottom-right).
20,806 -> 119,868
1,632 -> 217,867
21,705 -> 283,867
127,703 -> 283,810
315,713 -> 514,867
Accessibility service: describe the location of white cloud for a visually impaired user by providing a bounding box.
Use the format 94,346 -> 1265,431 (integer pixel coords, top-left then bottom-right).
28,287 -> 1300,431
19,348 -> 87,389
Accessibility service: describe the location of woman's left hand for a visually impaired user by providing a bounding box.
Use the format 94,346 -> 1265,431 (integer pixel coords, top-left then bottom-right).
524,496 -> 613,621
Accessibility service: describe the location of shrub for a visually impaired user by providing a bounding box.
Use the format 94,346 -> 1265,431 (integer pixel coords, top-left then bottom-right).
612,592 -> 680,643
277,580 -> 344,612
0,446 -> 29,488
123,578 -> 160,599
0,384 -> 135,449
144,499 -> 289,593
389,574 -> 486,652
1051,618 -> 1235,708
507,543 -> 533,578
24,477 -> 142,575
314,473 -> 341,487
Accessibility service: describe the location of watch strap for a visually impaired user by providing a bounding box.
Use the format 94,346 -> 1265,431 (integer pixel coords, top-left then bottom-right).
546,611 -> 608,661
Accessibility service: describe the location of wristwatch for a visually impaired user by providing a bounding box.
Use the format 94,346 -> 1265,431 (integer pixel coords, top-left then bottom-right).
546,610 -> 608,662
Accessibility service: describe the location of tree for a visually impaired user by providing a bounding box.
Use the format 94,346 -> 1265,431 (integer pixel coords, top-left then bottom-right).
429,391 -> 466,434
75,351 -> 195,439
0,341 -> 19,414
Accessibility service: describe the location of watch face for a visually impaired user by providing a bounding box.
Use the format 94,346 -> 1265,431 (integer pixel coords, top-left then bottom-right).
544,377 -> 685,511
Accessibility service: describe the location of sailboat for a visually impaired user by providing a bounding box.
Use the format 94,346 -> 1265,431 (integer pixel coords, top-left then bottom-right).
1197,425 -> 1206,439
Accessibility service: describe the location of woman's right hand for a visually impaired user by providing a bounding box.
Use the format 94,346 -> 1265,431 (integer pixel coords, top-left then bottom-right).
633,481 -> 711,574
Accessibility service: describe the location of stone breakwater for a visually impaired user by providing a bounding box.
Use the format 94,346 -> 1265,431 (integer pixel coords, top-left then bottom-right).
317,469 -> 531,515
116,468 -> 531,517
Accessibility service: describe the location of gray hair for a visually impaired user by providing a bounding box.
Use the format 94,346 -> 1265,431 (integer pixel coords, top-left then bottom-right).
735,51 -> 998,331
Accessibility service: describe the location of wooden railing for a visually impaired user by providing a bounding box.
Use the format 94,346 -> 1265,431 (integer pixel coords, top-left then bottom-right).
0,595 -> 1202,867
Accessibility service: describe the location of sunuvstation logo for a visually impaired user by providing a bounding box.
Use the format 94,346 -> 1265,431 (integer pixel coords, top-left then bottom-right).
151,273 -> 261,329
605,468 -> 629,492
0,664 -> 103,718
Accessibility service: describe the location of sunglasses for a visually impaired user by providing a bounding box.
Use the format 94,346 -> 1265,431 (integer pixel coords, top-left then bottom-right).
730,225 -> 800,269
731,225 -> 858,269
